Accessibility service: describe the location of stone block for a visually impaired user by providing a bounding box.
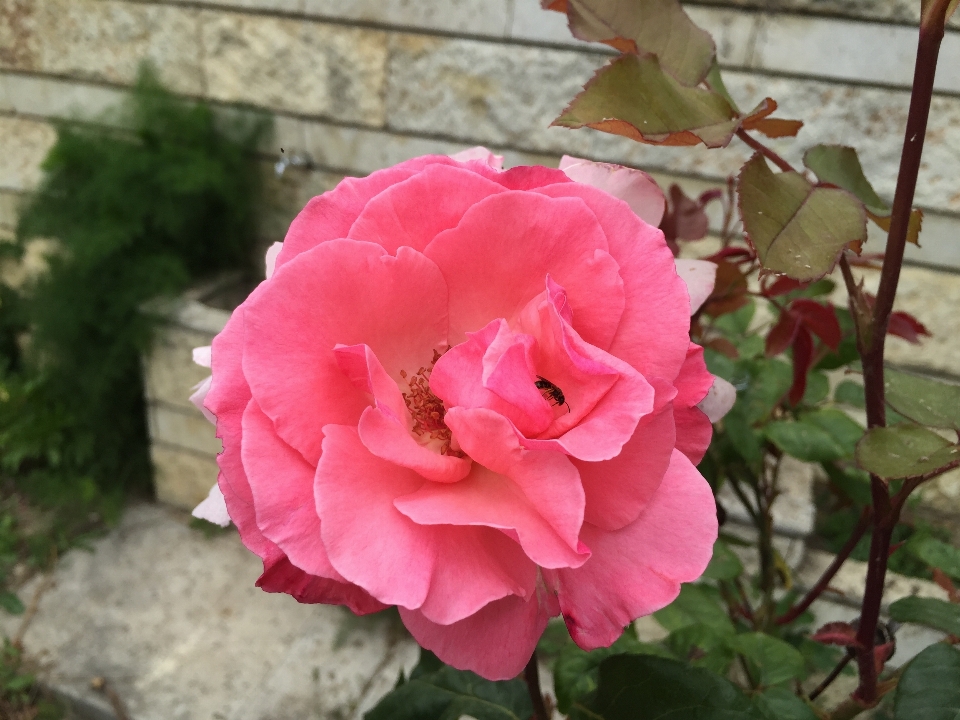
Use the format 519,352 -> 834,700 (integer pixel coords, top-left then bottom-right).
148,404 -> 221,456
1,503 -> 417,720
152,444 -> 219,509
200,11 -> 388,126
305,0 -> 511,37
692,0 -> 960,29
0,70 -> 125,123
143,321 -> 218,411
0,116 -> 56,192
0,189 -> 19,230
2,0 -> 204,95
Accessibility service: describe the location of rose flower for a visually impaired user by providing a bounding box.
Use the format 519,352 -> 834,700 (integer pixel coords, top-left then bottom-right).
191,149 -> 734,680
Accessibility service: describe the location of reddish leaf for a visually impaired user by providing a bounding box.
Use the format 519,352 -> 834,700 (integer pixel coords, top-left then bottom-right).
740,98 -> 803,138
661,184 -> 710,242
542,0 -> 567,10
762,276 -> 806,298
932,568 -> 960,604
788,326 -> 814,405
766,312 -> 800,357
888,311 -> 931,344
705,337 -> 740,359
791,299 -> 842,350
703,260 -> 749,316
875,641 -> 896,673
705,247 -> 755,264
812,621 -> 862,648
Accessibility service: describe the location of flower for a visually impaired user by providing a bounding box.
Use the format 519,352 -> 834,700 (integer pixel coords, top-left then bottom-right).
194,148 -> 734,679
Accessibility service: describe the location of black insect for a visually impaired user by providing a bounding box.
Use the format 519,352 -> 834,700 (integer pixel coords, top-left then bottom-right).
535,376 -> 570,413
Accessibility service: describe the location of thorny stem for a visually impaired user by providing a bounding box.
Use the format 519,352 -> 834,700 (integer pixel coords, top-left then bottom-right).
524,650 -> 550,720
756,453 -> 780,630
776,506 -> 872,626
853,0 -> 950,703
735,128 -> 794,173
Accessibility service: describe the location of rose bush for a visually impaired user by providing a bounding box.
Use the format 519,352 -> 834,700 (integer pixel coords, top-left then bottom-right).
193,148 -> 733,680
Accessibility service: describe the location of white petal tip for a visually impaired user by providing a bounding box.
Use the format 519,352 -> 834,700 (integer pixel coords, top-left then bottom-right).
698,376 -> 737,423
675,259 -> 718,315
450,147 -> 504,170
192,483 -> 231,527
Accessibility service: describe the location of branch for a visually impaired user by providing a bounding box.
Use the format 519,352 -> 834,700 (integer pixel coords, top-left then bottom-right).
735,128 -> 794,173
776,506 -> 872,625
524,650 -> 550,720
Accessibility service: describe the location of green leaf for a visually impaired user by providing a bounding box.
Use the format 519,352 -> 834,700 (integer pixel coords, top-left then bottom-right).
554,634 -> 673,713
0,591 -> 25,615
364,651 -> 532,720
889,596 -> 960,636
754,686 -> 820,720
703,540 -> 744,581
834,380 -> 866,409
766,419 -> 847,462
553,54 -> 740,149
856,423 -> 960,480
885,367 -> 960,431
894,643 -> 960,720
574,654 -> 762,719
562,0 -> 716,86
823,463 -> 872,506
800,371 -> 830,406
723,406 -> 763,467
654,584 -> 735,636
738,154 -> 867,281
728,633 -> 807,687
741,359 -> 793,424
666,624 -> 736,675
908,535 -> 960,580
801,408 -> 864,457
803,145 -> 887,214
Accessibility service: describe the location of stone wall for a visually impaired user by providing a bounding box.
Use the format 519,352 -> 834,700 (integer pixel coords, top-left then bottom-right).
2,0 -> 960,508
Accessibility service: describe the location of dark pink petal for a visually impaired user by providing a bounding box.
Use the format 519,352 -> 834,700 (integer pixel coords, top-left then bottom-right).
348,165 -> 506,253
400,592 -> 553,681
533,182 -> 690,382
275,155 -> 459,269
674,406 -> 713,464
257,555 -> 387,615
574,402 -> 676,531
444,407 -> 587,561
559,155 -> 666,226
243,241 -> 449,465
674,344 -> 716,410
315,425 -> 435,608
483,165 -> 571,191
424,191 -> 625,348
242,399 -> 343,581
555,450 -> 718,650
519,290 -> 655,461
416,526 -> 537,625
431,320 -> 553,437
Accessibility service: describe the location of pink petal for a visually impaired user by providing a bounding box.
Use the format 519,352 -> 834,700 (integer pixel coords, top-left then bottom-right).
519,289 -> 655,462
207,309 -> 383,614
275,155 -> 459,269
348,164 -> 506,254
430,320 -> 554,438
189,375 -> 216,424
257,555 -> 387,615
400,592 -> 553,681
675,259 -> 717,315
315,424 -> 436,608
555,450 -> 718,650
533,182 -> 690,383
192,482 -> 231,527
449,146 -> 504,170
242,241 -> 449,465
424,191 -> 625,349
192,345 -> 212,368
573,401 -> 676,531
394,444 -> 588,570
698,376 -> 736,423
416,526 -> 536,625
559,155 -> 666,226
444,407 -> 586,559
264,241 -> 283,279
242,399 -> 344,581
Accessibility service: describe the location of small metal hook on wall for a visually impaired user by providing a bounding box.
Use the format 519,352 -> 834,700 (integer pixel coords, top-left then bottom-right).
274,148 -> 314,177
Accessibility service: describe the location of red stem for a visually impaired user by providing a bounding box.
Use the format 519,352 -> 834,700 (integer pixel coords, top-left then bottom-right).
524,650 -> 550,720
776,506 -> 872,626
736,128 -> 794,173
853,0 -> 950,703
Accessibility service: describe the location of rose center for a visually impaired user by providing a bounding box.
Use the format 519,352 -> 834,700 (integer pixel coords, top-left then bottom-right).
400,351 -> 461,457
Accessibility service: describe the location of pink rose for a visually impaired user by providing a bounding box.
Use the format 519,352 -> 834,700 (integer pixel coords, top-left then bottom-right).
200,149 -> 731,680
